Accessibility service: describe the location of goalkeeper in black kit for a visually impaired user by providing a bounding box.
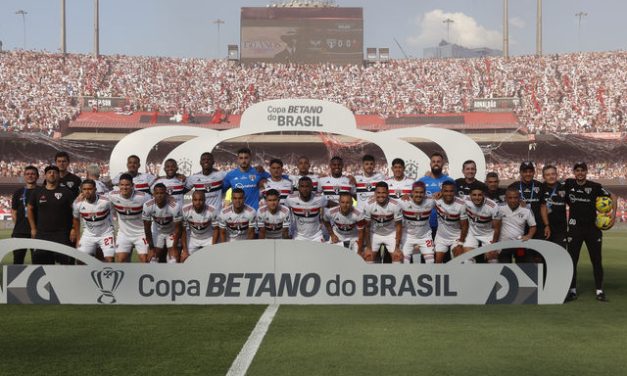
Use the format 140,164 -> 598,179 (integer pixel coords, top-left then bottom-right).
564,162 -> 617,303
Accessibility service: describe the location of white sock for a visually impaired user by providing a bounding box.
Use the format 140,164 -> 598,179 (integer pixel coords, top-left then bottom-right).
462,258 -> 476,264
569,288 -> 577,294
596,289 -> 604,295
167,256 -> 177,264
366,260 -> 374,264
392,261 -> 401,264
404,256 -> 412,264
423,254 -> 434,264
488,259 -> 498,264
150,257 -> 158,263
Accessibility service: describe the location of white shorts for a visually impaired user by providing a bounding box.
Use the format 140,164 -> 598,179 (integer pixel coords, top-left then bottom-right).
187,236 -> 212,254
116,232 -> 148,255
153,231 -> 175,248
401,234 -> 434,257
463,233 -> 493,249
294,233 -> 324,243
370,233 -> 396,253
328,237 -> 359,253
78,233 -> 115,258
434,235 -> 460,254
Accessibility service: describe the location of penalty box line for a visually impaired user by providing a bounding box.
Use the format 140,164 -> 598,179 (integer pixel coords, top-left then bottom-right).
226,304 -> 280,376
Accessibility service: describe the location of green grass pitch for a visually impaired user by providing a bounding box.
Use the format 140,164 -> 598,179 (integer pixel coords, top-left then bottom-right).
0,228 -> 626,375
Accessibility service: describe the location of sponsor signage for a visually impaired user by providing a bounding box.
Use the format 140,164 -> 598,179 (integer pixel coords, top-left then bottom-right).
79,96 -> 128,111
0,239 -> 572,305
472,97 -> 520,112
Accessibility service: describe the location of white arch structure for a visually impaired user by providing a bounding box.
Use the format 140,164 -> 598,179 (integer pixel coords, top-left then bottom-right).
109,99 -> 485,180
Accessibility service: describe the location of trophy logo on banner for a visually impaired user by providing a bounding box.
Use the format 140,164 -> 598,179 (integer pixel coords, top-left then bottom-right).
91,267 -> 125,304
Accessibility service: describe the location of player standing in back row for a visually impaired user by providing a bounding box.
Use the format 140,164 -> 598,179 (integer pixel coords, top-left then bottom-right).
564,162 -> 617,302
186,152 -> 226,212
354,155 -> 385,210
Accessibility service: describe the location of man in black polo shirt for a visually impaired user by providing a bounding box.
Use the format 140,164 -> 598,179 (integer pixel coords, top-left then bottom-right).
10,165 -> 39,264
27,165 -> 75,265
55,151 -> 81,198
485,172 -> 506,205
564,162 -> 617,302
540,165 -> 567,250
508,161 -> 547,262
454,160 -> 486,198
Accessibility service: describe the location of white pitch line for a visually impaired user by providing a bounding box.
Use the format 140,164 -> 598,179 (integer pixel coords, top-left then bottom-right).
226,304 -> 279,376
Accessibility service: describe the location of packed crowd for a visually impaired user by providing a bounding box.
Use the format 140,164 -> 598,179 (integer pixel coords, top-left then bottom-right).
486,159 -> 626,181
1,50 -> 625,134
0,158 -> 110,179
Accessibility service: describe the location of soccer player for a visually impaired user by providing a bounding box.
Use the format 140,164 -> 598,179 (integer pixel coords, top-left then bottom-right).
143,183 -> 183,263
289,156 -> 320,192
223,148 -> 269,210
463,184 -> 502,263
508,161 -> 547,262
109,173 -> 151,263
319,156 -> 354,207
111,155 -> 156,195
86,164 -> 109,195
399,182 -> 435,264
498,187 -> 537,263
27,165 -> 75,265
434,181 -> 469,263
455,160 -> 486,198
55,151 -> 81,198
323,192 -> 366,254
218,188 -> 256,242
285,176 -> 327,242
181,190 -> 219,262
418,152 -> 454,237
485,172 -> 506,205
186,152 -> 226,212
151,158 -> 188,206
72,180 -> 115,262
362,182 -> 403,264
564,162 -> 617,302
541,165 -> 567,249
10,165 -> 39,264
385,158 -> 413,200
261,159 -> 293,204
354,154 -> 385,210
257,189 -> 291,240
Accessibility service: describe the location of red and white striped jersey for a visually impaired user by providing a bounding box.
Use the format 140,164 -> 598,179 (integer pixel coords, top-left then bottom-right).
142,197 -> 182,234
151,177 -> 187,206
323,206 -> 366,241
256,205 -> 291,239
319,176 -> 354,204
464,197 -> 501,238
182,203 -> 218,240
186,170 -> 226,212
261,178 -> 293,204
108,190 -> 150,237
218,204 -> 256,242
112,172 -> 155,195
400,198 -> 434,238
363,198 -> 403,237
73,195 -> 114,237
434,197 -> 468,241
385,177 -> 414,200
354,173 -> 385,209
285,193 -> 327,240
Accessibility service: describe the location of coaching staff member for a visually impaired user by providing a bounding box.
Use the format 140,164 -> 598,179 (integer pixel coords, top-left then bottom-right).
27,165 -> 75,265
10,165 -> 39,264
564,162 -> 617,302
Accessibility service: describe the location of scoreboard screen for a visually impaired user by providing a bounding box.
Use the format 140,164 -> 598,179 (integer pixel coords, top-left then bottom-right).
240,7 -> 363,65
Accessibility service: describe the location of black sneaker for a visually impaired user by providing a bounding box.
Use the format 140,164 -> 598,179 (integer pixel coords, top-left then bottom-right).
596,292 -> 608,302
565,291 -> 578,302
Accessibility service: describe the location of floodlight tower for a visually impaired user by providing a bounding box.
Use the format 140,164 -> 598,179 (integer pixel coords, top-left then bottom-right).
443,18 -> 454,43
536,0 -> 542,56
503,0 -> 509,58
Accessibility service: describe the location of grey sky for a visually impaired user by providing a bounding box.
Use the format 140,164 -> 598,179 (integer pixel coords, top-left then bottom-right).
0,0 -> 624,58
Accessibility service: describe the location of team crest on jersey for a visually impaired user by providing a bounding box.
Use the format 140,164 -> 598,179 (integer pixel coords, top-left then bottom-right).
249,175 -> 257,181
584,188 -> 592,194
334,186 -> 340,194
54,193 -> 63,200
167,188 -> 173,194
366,183 -> 374,191
205,184 -> 211,190
558,191 -> 565,197
66,181 -> 75,188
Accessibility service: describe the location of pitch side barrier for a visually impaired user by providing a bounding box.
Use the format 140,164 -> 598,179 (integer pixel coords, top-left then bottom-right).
0,239 -> 572,305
